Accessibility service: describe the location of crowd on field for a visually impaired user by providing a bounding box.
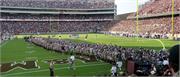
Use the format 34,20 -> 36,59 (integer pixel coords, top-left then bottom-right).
26,37 -> 178,76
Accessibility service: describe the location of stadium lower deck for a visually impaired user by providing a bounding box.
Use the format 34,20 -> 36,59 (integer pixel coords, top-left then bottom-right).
1,34 -> 179,76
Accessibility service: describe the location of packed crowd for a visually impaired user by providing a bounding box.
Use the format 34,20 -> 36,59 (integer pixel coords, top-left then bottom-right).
138,0 -> 180,15
27,37 -> 172,76
1,13 -> 114,20
0,32 -> 13,44
0,0 -> 114,9
1,16 -> 179,36
109,16 -> 180,34
1,21 -> 112,34
103,32 -> 168,39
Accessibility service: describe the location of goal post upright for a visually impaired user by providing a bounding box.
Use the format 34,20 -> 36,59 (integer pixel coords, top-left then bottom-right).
136,0 -> 139,35
171,0 -> 175,39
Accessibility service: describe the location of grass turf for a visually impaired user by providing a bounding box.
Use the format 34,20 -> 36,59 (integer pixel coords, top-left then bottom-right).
1,33 -> 179,76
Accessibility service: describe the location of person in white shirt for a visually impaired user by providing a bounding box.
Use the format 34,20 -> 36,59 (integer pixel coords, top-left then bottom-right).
111,64 -> 117,76
69,54 -> 75,70
163,58 -> 169,65
150,64 -> 156,75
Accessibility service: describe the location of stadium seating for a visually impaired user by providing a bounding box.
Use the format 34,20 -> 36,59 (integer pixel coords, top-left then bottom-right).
0,0 -> 114,9
110,16 -> 180,34
1,21 -> 112,34
1,13 -> 114,19
138,0 -> 180,15
109,0 -> 180,36
0,0 -> 180,36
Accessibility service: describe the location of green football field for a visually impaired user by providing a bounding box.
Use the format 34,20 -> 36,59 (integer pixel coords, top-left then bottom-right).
1,33 -> 179,76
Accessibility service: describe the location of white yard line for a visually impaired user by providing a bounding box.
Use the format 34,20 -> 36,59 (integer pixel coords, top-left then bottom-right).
1,38 -> 16,47
3,63 -> 108,76
0,40 -> 9,47
134,38 -> 166,49
152,39 -> 166,49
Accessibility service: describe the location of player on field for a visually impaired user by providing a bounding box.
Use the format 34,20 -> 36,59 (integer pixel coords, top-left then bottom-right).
49,61 -> 55,77
68,53 -> 75,70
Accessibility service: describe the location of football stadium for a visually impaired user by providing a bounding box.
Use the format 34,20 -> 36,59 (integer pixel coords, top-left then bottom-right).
0,0 -> 180,76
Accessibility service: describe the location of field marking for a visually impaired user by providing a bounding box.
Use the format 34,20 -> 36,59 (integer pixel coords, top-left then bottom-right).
0,40 -> 9,47
2,61 -> 40,73
152,39 -> 166,49
137,39 -> 166,49
3,63 -> 109,76
132,38 -> 166,49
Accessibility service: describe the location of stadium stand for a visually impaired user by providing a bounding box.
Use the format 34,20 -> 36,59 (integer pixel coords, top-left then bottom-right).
109,0 -> 180,39
110,16 -> 180,34
136,0 -> 180,16
1,13 -> 114,19
1,0 -> 179,38
0,0 -> 115,34
1,21 -> 112,34
0,0 -> 114,9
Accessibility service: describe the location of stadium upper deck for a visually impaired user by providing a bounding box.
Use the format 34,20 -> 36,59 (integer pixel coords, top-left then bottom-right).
0,0 -> 116,34
138,0 -> 180,15
128,0 -> 180,19
0,6 -> 115,15
110,0 -> 180,35
0,0 -> 114,9
0,0 -> 116,21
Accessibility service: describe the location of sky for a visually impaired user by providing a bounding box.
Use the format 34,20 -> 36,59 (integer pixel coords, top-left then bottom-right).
115,0 -> 150,15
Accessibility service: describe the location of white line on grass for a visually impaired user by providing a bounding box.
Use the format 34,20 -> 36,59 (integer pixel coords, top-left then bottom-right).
3,63 -> 109,76
134,38 -> 166,49
0,40 -> 9,47
152,39 -> 166,49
